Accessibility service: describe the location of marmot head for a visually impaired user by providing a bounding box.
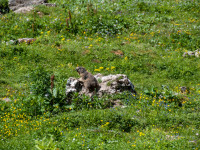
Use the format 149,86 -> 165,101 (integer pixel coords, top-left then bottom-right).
76,67 -> 87,74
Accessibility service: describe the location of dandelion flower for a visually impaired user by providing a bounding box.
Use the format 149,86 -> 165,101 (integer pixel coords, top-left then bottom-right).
94,69 -> 100,72
111,66 -> 115,70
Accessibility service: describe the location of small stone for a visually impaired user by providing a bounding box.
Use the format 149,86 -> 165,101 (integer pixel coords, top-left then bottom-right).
0,98 -> 11,102
111,99 -> 122,108
18,38 -> 36,44
92,59 -> 101,63
6,40 -> 18,45
82,50 -> 90,55
111,50 -> 124,57
189,140 -> 196,143
180,86 -> 190,94
195,51 -> 200,57
37,11 -> 44,17
121,41 -> 130,45
183,49 -> 200,58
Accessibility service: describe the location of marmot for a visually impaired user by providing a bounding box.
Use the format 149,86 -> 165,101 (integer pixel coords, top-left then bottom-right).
76,67 -> 100,96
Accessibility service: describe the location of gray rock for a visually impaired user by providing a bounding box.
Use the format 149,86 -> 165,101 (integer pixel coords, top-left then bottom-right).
6,40 -> 17,45
8,0 -> 55,13
14,6 -> 33,13
194,50 -> 200,57
66,77 -> 82,96
6,38 -> 36,45
8,0 -> 17,6
183,49 -> 200,57
183,51 -> 195,57
18,38 -> 36,44
66,74 -> 136,97
9,0 -> 47,6
0,98 -> 11,102
180,86 -> 190,94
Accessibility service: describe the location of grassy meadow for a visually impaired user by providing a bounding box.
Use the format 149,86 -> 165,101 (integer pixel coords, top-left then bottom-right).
0,0 -> 200,149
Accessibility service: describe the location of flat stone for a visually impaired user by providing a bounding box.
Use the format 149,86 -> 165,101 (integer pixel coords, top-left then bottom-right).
18,38 -> 36,44
0,98 -> 11,102
183,49 -> 200,57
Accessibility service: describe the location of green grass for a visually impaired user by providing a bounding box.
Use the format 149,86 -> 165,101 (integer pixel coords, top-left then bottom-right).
0,0 -> 200,149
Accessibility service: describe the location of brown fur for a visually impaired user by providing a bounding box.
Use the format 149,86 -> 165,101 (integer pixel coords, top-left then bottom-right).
76,67 -> 100,96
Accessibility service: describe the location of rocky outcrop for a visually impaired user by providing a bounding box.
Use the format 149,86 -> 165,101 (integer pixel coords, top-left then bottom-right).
8,0 -> 56,13
66,73 -> 136,97
13,6 -> 33,13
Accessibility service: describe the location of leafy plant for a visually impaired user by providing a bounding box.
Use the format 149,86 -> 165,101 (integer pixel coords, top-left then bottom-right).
144,86 -> 160,98
144,85 -> 184,106
0,100 -> 10,115
28,66 -> 52,96
67,93 -> 111,111
26,67 -> 67,114
35,134 -> 57,150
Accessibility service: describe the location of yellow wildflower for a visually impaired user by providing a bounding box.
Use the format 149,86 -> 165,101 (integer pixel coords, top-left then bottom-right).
94,69 -> 100,72
111,66 -> 115,70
